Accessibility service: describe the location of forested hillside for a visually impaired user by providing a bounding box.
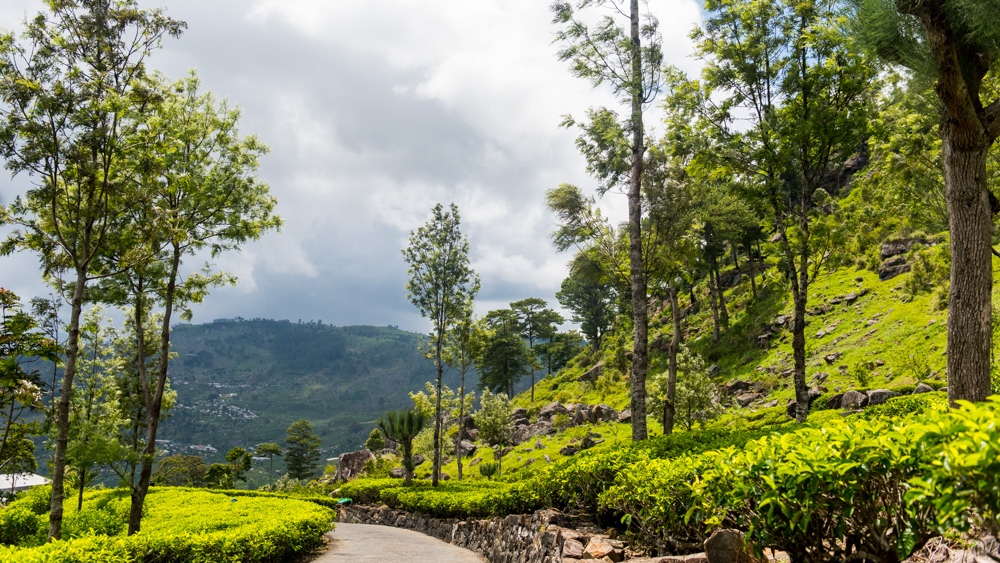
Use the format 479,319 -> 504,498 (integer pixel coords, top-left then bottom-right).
158,320 -> 457,461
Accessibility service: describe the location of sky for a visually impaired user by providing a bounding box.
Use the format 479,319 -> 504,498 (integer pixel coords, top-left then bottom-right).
0,0 -> 704,334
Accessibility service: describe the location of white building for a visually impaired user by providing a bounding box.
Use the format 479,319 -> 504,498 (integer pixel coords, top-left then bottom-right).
0,473 -> 50,494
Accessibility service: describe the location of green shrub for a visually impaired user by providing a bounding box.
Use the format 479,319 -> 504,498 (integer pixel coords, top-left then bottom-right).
853,392 -> 947,422
478,461 -> 498,480
0,507 -> 42,547
336,478 -> 423,504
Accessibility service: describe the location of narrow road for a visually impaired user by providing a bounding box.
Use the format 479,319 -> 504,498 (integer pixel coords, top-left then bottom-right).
313,523 -> 487,562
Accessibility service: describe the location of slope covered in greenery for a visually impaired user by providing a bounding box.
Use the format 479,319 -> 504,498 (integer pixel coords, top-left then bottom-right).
158,319 -> 464,464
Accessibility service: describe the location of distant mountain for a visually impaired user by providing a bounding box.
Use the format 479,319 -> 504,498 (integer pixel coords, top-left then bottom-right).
157,319 -> 468,463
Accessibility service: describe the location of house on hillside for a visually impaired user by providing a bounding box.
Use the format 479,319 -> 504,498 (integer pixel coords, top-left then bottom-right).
1,473 -> 50,494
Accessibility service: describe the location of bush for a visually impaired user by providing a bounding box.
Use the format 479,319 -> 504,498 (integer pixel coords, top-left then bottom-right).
478,461 -> 498,480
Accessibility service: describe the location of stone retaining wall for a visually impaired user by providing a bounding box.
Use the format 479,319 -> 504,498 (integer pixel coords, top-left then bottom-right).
338,505 -> 615,563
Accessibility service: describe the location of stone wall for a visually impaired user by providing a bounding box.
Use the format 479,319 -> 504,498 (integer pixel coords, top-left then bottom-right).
338,505 -> 626,563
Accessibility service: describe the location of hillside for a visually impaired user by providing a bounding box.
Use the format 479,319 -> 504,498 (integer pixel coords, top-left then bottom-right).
157,319 -> 466,464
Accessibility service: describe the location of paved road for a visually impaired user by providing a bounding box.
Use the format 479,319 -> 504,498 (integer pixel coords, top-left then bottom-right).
313,523 -> 487,563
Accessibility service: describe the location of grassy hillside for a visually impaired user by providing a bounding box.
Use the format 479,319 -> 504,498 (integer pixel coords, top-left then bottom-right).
159,319 -> 464,465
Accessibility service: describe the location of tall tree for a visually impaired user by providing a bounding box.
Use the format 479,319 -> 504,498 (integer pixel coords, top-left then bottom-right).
853,0 -> 1000,405
696,0 -> 874,422
475,309 -> 532,399
556,252 -> 616,352
552,0 -> 664,442
442,305 -> 477,480
0,0 -> 184,539
284,419 -> 321,480
511,298 -> 563,401
402,203 -> 479,487
536,330 -> 587,376
255,443 -> 282,489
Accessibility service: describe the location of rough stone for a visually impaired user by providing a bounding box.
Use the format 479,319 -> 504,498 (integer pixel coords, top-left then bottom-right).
617,410 -> 631,424
512,420 -> 555,445
704,528 -> 760,563
592,403 -> 616,422
390,467 -> 405,479
468,457 -> 482,467
580,436 -> 605,450
583,537 -> 622,562
867,388 -> 900,406
539,402 -> 569,421
707,364 -> 720,376
785,388 -> 824,418
412,454 -> 425,466
879,261 -> 912,282
563,538 -> 585,558
535,439 -> 545,450
826,393 -> 845,410
577,362 -> 604,384
841,390 -> 869,409
824,353 -> 842,365
336,449 -> 375,482
913,383 -> 934,395
725,380 -> 754,395
560,445 -> 579,456
512,407 -> 529,420
457,440 -> 477,457
736,392 -> 761,407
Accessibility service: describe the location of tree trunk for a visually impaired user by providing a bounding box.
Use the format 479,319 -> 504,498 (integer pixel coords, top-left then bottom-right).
689,285 -> 699,314
708,272 -> 721,343
731,242 -> 740,270
457,369 -> 465,480
49,268 -> 87,541
432,347 -> 443,487
626,0 -> 648,443
792,196 -> 812,424
663,284 -> 680,436
942,127 -> 993,405
77,468 -> 86,511
748,250 -> 758,300
714,262 -> 729,328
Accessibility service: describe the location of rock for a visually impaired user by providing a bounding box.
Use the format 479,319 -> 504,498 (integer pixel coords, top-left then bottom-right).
468,457 -> 482,467
867,388 -> 900,406
879,260 -> 912,282
617,409 -> 632,424
544,455 -> 551,463
440,472 -> 451,481
535,439 -> 545,450
707,364 -> 720,376
824,353 -> 842,365
512,420 -> 555,445
562,538 -> 585,559
457,440 -> 477,457
412,454 -> 425,466
511,407 -> 529,420
581,436 -> 605,450
826,393 -> 845,410
913,383 -> 934,394
725,380 -> 754,395
880,237 -> 924,260
785,388 -> 824,418
577,362 -> 604,383
704,528 -> 760,563
762,399 -> 779,408
841,390 -> 869,409
560,445 -> 579,456
812,372 -> 829,385
658,555 -> 710,562
584,537 -> 622,562
843,292 -> 859,304
539,401 -> 569,421
592,403 -> 616,422
390,467 -> 405,479
773,314 -> 789,327
513,417 -> 530,428
336,449 -> 375,482
572,404 -> 594,425
736,392 -> 760,407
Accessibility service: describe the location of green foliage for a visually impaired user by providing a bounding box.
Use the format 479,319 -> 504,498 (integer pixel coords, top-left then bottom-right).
360,456 -> 396,479
285,419 -> 321,480
364,429 -> 385,453
902,240 -> 951,302
0,488 -> 334,562
378,410 -> 425,485
154,455 -> 209,487
475,391 -> 514,475
477,461 -> 499,480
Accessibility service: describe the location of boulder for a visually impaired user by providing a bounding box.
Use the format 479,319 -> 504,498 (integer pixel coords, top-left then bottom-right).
572,404 -> 594,426
512,420 -> 555,445
592,403 -> 616,422
785,388 -> 824,418
826,393 -> 845,410
412,454 -> 425,466
513,418 -> 530,428
704,529 -> 760,563
581,435 -> 605,450
867,388 -> 900,406
811,372 -> 830,385
617,409 -> 632,424
460,428 -> 479,442
539,401 -> 569,421
457,440 -> 477,457
879,260 -> 911,282
584,537 -> 623,562
560,445 -> 579,456
534,439 -> 545,450
511,407 -> 529,421
440,472 -> 450,481
577,361 -> 604,383
336,449 -> 375,482
562,538 -> 585,559
736,392 -> 761,407
841,390 -> 869,409
468,457 -> 482,467
707,364 -> 720,376
725,380 -> 753,395
390,467 -> 405,479
824,353 -> 842,365
913,383 -> 934,394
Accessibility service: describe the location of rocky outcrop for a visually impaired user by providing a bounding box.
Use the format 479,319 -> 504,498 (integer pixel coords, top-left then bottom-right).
336,449 -> 375,482
539,402 -> 569,421
703,529 -> 760,563
576,362 -> 604,383
512,420 -> 555,445
841,390 -> 869,409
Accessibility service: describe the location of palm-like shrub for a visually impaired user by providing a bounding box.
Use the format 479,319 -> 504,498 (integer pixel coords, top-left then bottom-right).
378,410 -> 426,486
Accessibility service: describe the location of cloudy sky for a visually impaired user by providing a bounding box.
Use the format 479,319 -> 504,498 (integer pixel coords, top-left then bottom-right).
0,0 -> 703,334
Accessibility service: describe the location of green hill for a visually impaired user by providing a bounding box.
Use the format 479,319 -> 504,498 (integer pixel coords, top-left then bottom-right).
157,319 -> 462,463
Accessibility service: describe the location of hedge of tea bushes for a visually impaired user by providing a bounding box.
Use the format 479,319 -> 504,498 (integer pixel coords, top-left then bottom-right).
0,487 -> 334,563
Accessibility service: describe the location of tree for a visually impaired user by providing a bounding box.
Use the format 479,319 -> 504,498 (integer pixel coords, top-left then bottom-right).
853,0 -> 1000,406
154,454 -> 208,487
364,429 -> 385,454
511,298 -> 564,402
475,390 -> 514,477
377,410 -> 426,486
442,304 -> 478,480
536,331 -> 587,376
402,203 -> 479,487
0,289 -> 58,475
695,0 -> 874,422
102,72 -> 280,534
285,419 -> 321,480
556,252 -> 615,352
475,309 -> 532,399
226,447 -> 253,488
255,443 -> 283,489
647,344 -> 721,431
552,0 -> 664,442
0,1 -> 184,539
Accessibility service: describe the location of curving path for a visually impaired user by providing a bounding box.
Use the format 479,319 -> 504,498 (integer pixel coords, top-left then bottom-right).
313,523 -> 487,563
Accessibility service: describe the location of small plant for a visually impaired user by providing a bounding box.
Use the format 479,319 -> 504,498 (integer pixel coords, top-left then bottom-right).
478,461 -> 499,480
552,413 -> 570,430
850,362 -> 872,388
